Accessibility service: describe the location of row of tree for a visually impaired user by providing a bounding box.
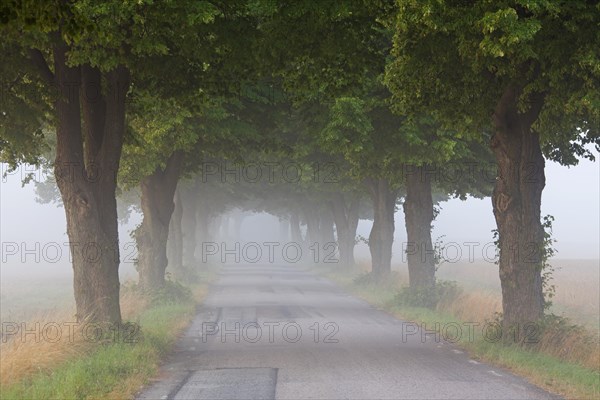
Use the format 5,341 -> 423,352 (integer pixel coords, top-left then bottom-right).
1,1 -> 598,337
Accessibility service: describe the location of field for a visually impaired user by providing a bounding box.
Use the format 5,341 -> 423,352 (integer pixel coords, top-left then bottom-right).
2,258 -> 597,330
390,258 -> 600,332
0,264 -> 138,326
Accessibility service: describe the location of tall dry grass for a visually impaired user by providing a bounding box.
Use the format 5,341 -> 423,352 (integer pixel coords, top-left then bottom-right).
432,259 -> 600,331
436,291 -> 501,322
0,310 -> 90,386
353,258 -> 600,371
0,286 -> 148,387
435,290 -> 599,371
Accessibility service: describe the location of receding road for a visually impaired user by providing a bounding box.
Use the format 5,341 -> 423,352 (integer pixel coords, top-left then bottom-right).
137,264 -> 558,400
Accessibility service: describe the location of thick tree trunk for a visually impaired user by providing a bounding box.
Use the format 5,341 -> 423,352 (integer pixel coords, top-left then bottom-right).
492,86 -> 545,335
167,187 -> 185,279
403,165 -> 436,289
49,42 -> 129,324
136,152 -> 183,290
181,186 -> 198,268
367,179 -> 397,278
331,193 -> 359,267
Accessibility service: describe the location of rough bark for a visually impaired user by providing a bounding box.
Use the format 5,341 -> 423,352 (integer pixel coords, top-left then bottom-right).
330,193 -> 359,267
403,165 -> 436,289
491,86 -> 546,335
136,151 -> 184,290
48,41 -> 129,324
367,178 -> 397,278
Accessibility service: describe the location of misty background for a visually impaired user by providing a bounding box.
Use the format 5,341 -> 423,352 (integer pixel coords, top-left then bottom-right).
2,150 -> 598,277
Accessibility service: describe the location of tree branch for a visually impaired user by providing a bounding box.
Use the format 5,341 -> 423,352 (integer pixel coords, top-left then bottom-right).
28,49 -> 54,84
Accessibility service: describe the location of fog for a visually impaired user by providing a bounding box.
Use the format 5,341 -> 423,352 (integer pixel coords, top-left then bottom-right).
2,152 -> 598,279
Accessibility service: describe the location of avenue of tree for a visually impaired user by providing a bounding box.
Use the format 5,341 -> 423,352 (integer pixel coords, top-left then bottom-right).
1,1 -> 598,338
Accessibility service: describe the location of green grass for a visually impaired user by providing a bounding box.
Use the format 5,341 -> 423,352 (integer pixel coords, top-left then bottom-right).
391,304 -> 600,400
324,267 -> 600,400
0,279 -> 206,400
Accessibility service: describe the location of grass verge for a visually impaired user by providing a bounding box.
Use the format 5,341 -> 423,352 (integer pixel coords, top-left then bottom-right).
323,267 -> 600,400
0,268 -> 216,400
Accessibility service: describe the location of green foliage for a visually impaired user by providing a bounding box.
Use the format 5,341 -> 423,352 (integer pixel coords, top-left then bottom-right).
529,314 -> 598,363
148,280 -> 193,306
352,271 -> 378,286
540,215 -> 558,310
385,0 -> 600,165
352,271 -> 406,292
0,43 -> 52,169
393,280 -> 461,309
122,278 -> 193,307
432,235 -> 449,270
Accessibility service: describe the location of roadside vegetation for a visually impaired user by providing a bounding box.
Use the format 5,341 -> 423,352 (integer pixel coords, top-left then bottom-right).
0,269 -> 216,400
1,1 -> 598,398
324,261 -> 600,400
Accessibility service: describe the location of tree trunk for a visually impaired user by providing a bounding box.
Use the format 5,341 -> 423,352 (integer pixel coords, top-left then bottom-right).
232,210 -> 247,242
403,165 -> 436,289
290,212 -> 303,244
212,214 -> 223,241
279,217 -> 290,242
367,179 -> 397,278
319,208 -> 335,245
304,205 -> 320,245
136,152 -> 184,290
196,203 -> 212,245
49,41 -> 129,324
221,214 -> 230,241
491,86 -> 545,336
167,187 -> 185,279
181,186 -> 198,268
331,193 -> 359,267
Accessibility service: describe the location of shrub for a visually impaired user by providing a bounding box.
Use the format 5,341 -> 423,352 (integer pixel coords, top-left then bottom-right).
149,280 -> 193,306
394,280 -> 461,309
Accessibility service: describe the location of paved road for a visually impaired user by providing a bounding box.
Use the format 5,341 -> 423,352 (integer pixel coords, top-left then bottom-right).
137,264 -> 558,400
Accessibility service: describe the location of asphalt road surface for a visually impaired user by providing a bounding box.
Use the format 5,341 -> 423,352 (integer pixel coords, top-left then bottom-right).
137,264 -> 558,400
